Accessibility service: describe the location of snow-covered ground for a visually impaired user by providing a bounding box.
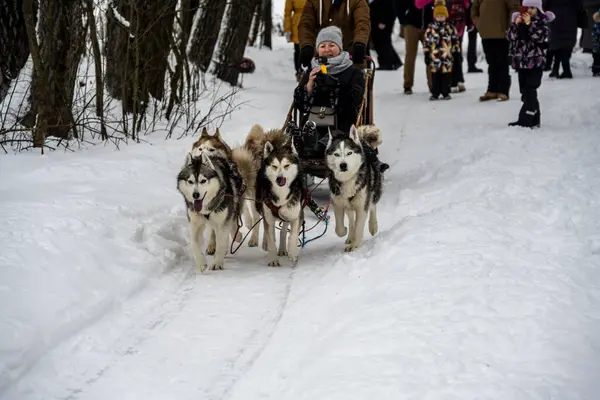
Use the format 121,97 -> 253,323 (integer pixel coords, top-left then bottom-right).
1,28 -> 600,400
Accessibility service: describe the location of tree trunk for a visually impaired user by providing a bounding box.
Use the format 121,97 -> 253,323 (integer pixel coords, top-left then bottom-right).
260,0 -> 272,49
213,0 -> 258,86
248,1 -> 261,46
187,0 -> 227,73
0,0 -> 38,103
22,0 -> 84,142
105,0 -> 177,115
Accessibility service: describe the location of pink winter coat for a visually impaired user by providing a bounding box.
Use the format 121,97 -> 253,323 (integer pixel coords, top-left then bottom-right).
415,0 -> 470,37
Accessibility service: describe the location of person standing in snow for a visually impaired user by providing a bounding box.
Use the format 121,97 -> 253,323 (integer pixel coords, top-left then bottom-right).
396,0 -> 435,94
466,0 -> 484,73
369,0 -> 403,70
545,0 -> 584,79
423,0 -> 461,100
593,8 -> 600,76
506,0 -> 554,128
284,0 -> 307,82
416,0 -> 471,92
297,0 -> 371,69
471,0 -> 520,102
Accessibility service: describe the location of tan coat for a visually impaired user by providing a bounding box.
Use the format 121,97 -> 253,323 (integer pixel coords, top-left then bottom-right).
298,0 -> 371,50
284,0 -> 307,44
471,0 -> 520,39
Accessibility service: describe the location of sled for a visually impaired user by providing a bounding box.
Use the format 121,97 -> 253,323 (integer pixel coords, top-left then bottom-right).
283,56 -> 376,179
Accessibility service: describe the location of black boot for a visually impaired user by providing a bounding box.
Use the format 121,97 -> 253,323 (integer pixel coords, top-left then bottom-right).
549,51 -> 560,78
559,49 -> 573,78
363,144 -> 389,173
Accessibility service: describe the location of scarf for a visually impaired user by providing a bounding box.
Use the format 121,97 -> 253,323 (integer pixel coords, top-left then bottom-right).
310,51 -> 353,75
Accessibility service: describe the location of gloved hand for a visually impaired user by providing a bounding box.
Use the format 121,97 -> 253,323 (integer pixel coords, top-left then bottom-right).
352,42 -> 366,64
300,46 -> 315,68
284,32 -> 292,42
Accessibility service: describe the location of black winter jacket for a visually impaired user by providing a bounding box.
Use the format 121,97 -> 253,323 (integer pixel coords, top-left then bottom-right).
395,0 -> 434,30
294,65 -> 365,133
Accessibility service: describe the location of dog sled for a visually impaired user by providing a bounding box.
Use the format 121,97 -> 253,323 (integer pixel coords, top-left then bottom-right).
283,56 -> 376,179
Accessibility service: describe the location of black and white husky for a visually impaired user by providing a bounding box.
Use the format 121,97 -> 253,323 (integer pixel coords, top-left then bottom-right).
255,133 -> 305,267
177,152 -> 244,272
325,125 -> 383,252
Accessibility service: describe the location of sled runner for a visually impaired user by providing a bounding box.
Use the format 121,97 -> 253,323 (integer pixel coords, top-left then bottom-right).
283,56 -> 376,179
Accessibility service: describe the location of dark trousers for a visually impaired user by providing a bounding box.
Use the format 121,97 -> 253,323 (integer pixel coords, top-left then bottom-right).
371,23 -> 402,69
467,28 -> 478,67
293,43 -> 301,73
452,42 -> 465,86
593,53 -> 600,74
550,47 -> 573,76
517,68 -> 543,124
482,38 -> 511,95
431,71 -> 452,97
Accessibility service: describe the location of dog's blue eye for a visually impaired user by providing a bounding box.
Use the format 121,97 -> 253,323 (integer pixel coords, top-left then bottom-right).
347,151 -> 353,156
334,153 -> 340,157
200,179 -> 207,184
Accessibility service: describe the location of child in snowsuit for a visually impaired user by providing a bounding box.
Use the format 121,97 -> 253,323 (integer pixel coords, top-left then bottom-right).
593,9 -> 600,77
506,0 -> 554,128
423,0 -> 461,100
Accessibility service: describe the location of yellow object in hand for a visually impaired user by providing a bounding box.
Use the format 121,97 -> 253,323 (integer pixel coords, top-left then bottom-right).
320,64 -> 327,74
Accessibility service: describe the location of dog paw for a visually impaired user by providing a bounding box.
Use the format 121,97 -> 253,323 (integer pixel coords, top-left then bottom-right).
206,244 -> 216,256
278,249 -> 288,257
344,244 -> 358,253
288,255 -> 299,266
335,226 -> 348,238
268,260 -> 281,267
248,238 -> 259,247
198,263 -> 208,273
209,263 -> 223,271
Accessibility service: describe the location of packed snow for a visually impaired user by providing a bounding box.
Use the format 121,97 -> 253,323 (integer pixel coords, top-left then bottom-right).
1,28 -> 600,400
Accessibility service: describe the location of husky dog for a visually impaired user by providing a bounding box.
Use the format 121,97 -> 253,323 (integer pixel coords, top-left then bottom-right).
254,128 -> 305,267
188,126 -> 261,251
177,152 -> 245,271
325,124 -> 383,252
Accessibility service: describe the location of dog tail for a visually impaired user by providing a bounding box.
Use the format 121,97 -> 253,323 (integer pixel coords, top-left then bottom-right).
245,124 -> 265,150
231,146 -> 257,195
357,125 -> 382,150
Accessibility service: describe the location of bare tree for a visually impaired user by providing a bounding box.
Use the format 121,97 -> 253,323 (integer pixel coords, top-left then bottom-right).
248,1 -> 261,46
187,0 -> 228,73
213,0 -> 260,86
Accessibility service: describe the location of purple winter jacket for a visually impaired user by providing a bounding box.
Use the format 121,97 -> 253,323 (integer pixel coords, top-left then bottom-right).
507,12 -> 551,70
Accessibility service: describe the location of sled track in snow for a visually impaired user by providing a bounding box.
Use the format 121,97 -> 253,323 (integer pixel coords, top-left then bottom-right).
203,266 -> 297,400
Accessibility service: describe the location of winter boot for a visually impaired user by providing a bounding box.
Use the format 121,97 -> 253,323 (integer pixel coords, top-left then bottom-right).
457,82 -> 466,92
558,50 -> 573,78
479,92 -> 498,101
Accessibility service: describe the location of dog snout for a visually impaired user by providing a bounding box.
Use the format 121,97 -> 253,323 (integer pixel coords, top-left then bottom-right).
339,162 -> 348,171
193,192 -> 200,199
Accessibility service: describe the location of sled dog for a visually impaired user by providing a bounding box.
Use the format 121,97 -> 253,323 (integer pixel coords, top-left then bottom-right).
325,124 -> 383,252
254,128 -> 305,266
177,152 -> 245,271
188,126 -> 261,251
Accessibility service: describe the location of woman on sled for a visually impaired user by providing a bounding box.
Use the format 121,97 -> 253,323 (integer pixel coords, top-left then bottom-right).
292,26 -> 389,173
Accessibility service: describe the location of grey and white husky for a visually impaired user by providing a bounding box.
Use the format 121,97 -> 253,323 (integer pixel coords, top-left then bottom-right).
255,130 -> 305,267
177,152 -> 244,272
325,124 -> 383,252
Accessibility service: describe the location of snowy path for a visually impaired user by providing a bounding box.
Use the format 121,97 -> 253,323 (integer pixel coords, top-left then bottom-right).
2,38 -> 600,399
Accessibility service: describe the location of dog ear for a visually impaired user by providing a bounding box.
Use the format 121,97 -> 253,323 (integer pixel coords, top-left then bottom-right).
201,152 -> 215,170
184,152 -> 193,166
201,126 -> 209,138
214,127 -> 221,138
263,141 -> 274,159
326,127 -> 333,150
349,124 -> 360,145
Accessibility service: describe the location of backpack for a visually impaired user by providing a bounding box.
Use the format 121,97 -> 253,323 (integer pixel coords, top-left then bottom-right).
448,0 -> 466,24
